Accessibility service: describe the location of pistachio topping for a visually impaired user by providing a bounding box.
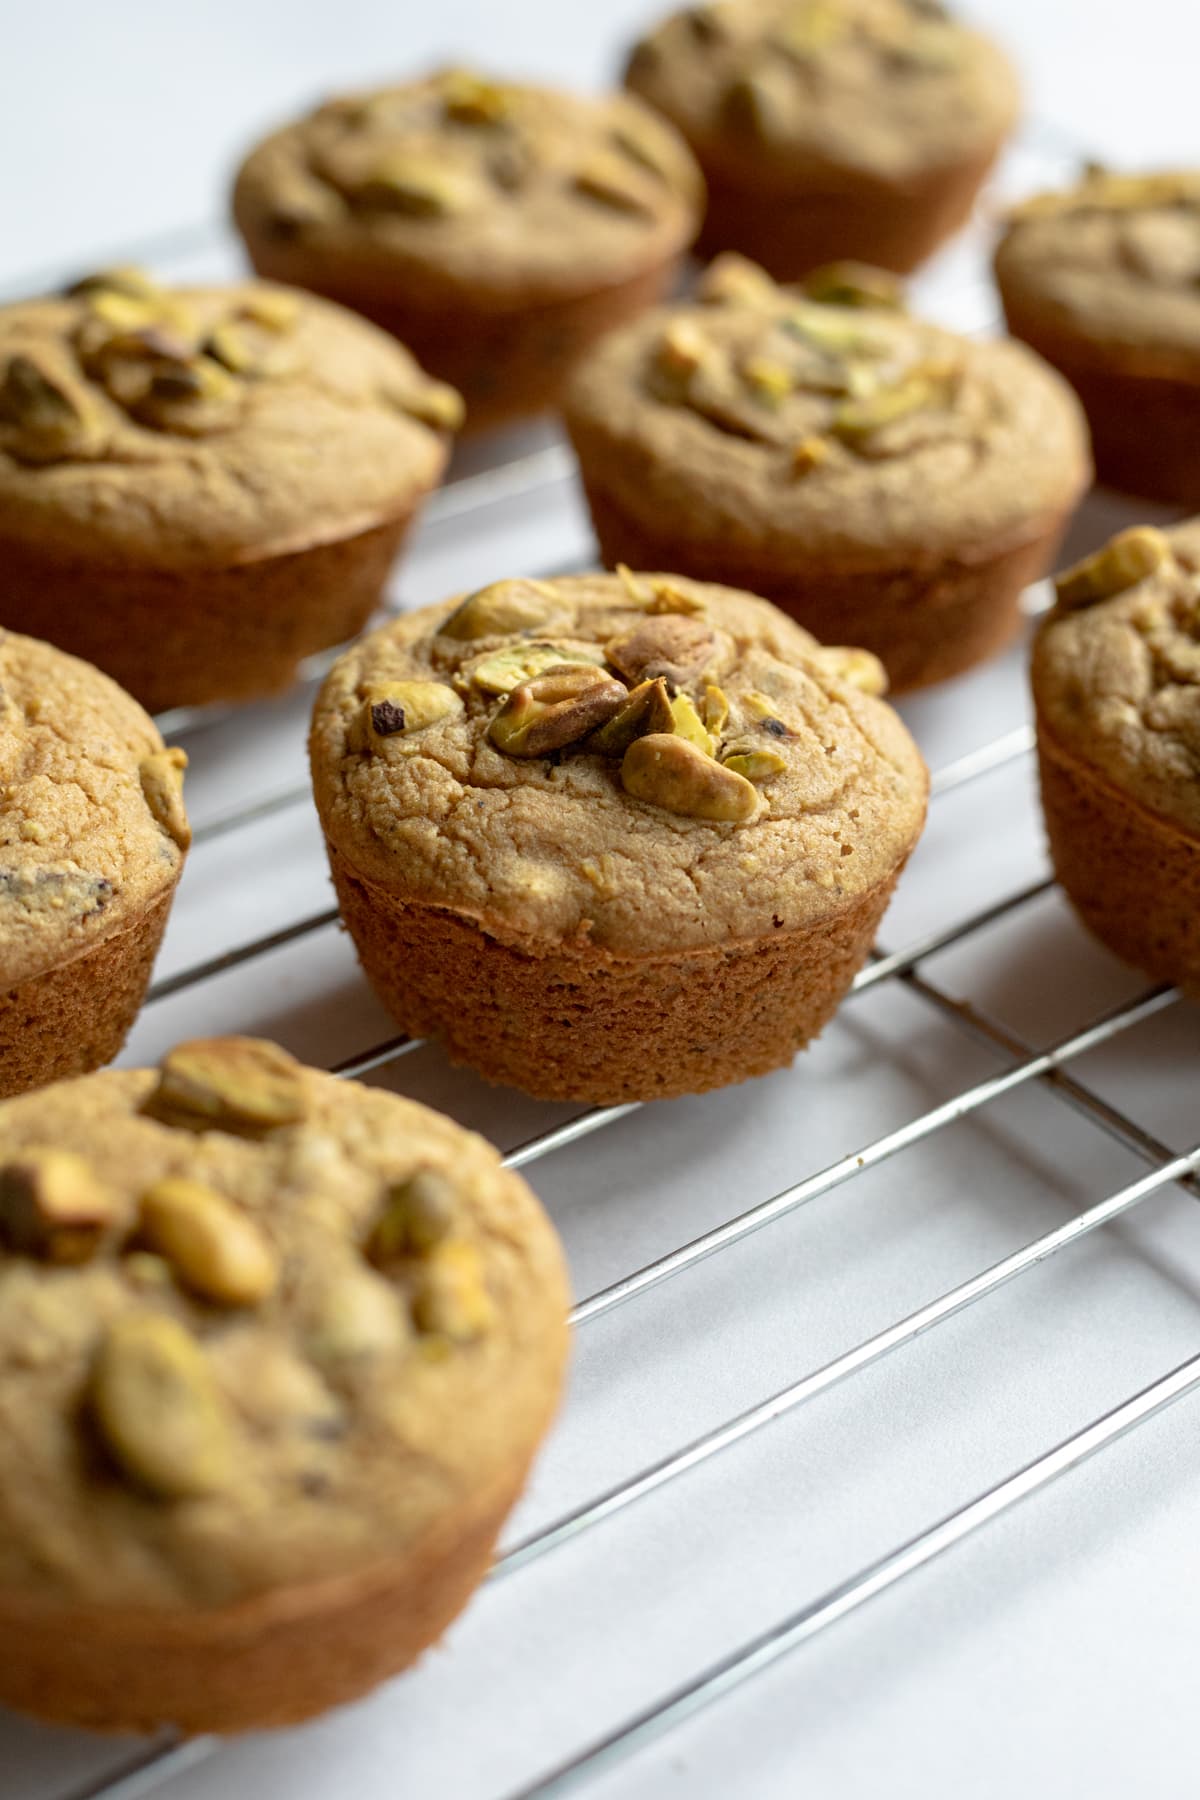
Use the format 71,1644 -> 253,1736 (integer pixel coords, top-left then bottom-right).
367,1168 -> 458,1264
467,642 -> 606,696
669,690 -> 715,752
139,748 -> 191,850
144,1037 -> 307,1136
489,665 -> 628,757
722,748 -> 788,781
606,614 -> 718,685
0,1149 -> 120,1264
802,262 -> 907,310
440,579 -> 559,641
0,354 -> 106,465
622,732 -> 759,822
1054,526 -> 1173,611
90,1313 -> 233,1499
139,1177 -> 279,1307
586,675 -> 675,755
818,644 -> 889,695
573,154 -> 656,216
361,679 -> 463,748
395,379 -> 466,433
439,68 -> 511,127
356,155 -> 482,217
411,1239 -> 495,1340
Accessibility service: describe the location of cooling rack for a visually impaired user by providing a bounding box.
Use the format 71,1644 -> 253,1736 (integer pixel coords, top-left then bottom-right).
7,123 -> 1200,1800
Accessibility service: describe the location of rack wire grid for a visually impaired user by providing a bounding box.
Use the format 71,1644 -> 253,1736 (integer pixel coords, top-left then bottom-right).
6,120 -> 1200,1800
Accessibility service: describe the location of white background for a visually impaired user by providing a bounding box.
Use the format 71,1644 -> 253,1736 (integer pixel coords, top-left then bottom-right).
2,6 -> 1200,1800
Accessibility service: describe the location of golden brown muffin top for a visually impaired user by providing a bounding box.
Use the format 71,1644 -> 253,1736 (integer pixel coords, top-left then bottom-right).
564,256 -> 1091,565
994,170 -> 1200,371
309,571 -> 928,955
0,1039 -> 569,1611
1033,520 -> 1200,838
0,268 -> 458,571
232,69 -> 703,305
0,630 -> 188,989
625,0 -> 1018,185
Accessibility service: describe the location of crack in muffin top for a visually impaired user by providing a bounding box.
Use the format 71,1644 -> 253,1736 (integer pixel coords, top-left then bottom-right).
0,268 -> 458,569
0,1041 -> 567,1609
564,256 -> 1090,564
0,630 -> 188,988
232,69 -> 703,303
995,170 -> 1200,369
624,0 -> 1018,183
1033,519 -> 1200,836
309,571 -> 928,955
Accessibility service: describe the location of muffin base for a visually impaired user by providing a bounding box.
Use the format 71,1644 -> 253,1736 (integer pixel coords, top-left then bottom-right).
328,846 -> 912,1103
0,888 -> 176,1101
691,143 -> 1004,279
239,247 -> 685,433
1036,719 -> 1200,994
0,512 -> 417,715
0,1455 -> 536,1735
997,302 -> 1200,506
575,476 -> 1070,692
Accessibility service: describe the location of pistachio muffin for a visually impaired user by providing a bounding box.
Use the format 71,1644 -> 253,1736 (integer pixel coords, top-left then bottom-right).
0,631 -> 188,1100
1032,521 -> 1200,992
0,267 -> 461,712
624,0 -> 1019,279
995,169 -> 1200,505
564,256 -> 1091,691
232,68 -> 703,430
0,1036 -> 569,1733
309,571 -> 927,1103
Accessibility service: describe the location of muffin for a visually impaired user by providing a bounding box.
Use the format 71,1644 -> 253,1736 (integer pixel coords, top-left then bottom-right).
0,267 -> 461,712
0,1036 -> 569,1734
232,68 -> 703,431
0,631 -> 189,1100
309,571 -> 928,1103
1032,521 -> 1200,992
624,0 -> 1019,279
564,256 -> 1091,692
995,169 -> 1200,505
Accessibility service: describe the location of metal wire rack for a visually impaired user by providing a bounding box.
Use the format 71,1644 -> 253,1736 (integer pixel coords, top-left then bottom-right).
9,124 -> 1200,1800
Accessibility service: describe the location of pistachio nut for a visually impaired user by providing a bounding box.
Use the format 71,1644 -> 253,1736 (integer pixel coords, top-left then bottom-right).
489,665 -> 628,757
129,355 -> 239,434
139,1177 -> 279,1307
67,266 -> 165,303
397,380 -> 465,433
832,369 -> 954,444
203,319 -> 297,379
606,614 -> 717,685
144,1037 -> 307,1136
818,645 -> 888,695
669,691 -> 714,752
368,1167 -> 458,1263
802,262 -> 906,311
722,748 -> 788,781
696,253 -> 778,308
411,1238 -> 495,1340
741,355 -> 793,406
0,1148 -> 120,1263
573,155 -> 655,216
361,679 -> 463,747
703,683 -> 729,735
306,1265 -> 411,1362
611,123 -> 671,181
238,289 -> 301,331
722,71 -> 780,141
586,675 -> 675,755
357,155 -> 479,217
0,355 -> 105,464
646,578 -> 706,616
467,641 -> 605,696
90,1313 -> 232,1499
791,435 -> 829,476
656,319 -> 710,379
743,691 -> 796,737
768,0 -> 843,59
139,747 -> 190,850
784,301 -> 887,357
684,3 -> 726,43
621,733 -> 759,821
1054,526 -> 1172,610
440,68 -> 510,126
440,579 -> 559,641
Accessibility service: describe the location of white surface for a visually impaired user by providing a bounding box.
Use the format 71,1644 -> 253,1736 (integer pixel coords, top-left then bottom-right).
3,7 -> 1200,1800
